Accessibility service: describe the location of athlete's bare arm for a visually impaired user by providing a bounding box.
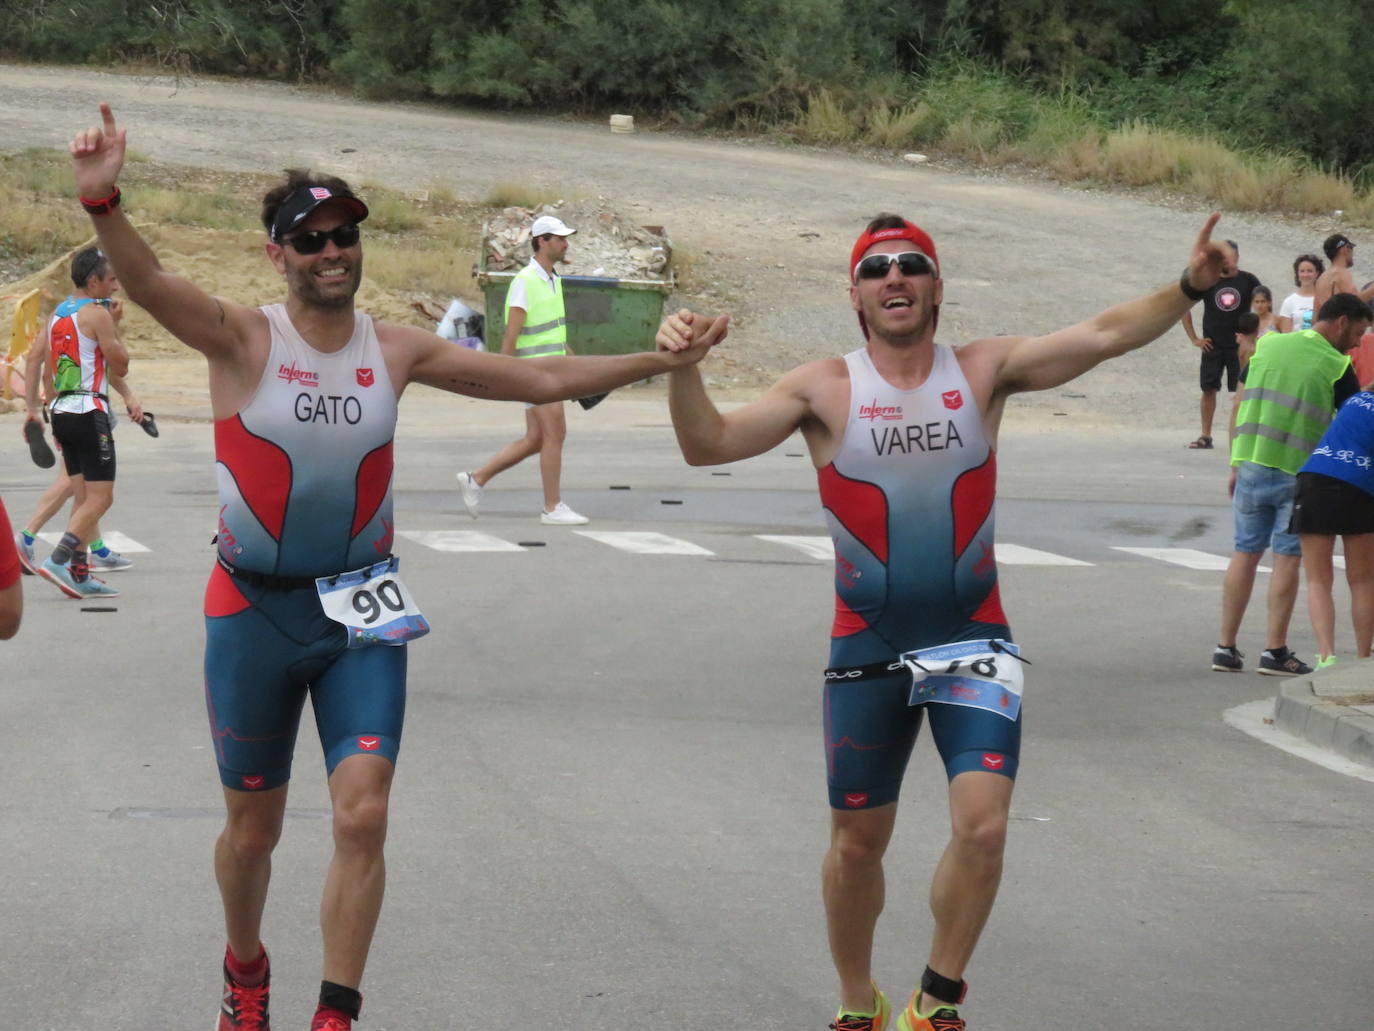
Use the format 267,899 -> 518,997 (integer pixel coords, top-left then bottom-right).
981,212 -> 1227,397
69,105 -> 263,360
22,332 -> 49,422
658,310 -> 841,466
107,372 -> 143,422
383,319 -> 722,403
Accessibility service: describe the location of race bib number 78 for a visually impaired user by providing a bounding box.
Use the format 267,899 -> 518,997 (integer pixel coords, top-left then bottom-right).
316,556 -> 430,648
900,638 -> 1026,722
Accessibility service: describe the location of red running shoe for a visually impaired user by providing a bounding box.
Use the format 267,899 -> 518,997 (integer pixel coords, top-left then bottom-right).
217,959 -> 270,1031
309,1012 -> 351,1031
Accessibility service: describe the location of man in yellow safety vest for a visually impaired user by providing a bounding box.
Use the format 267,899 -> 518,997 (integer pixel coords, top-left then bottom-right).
457,214 -> 589,524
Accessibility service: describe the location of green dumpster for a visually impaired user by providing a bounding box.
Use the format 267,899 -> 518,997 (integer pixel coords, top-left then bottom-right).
474,248 -> 674,356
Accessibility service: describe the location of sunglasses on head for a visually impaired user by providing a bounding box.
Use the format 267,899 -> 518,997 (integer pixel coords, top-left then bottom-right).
853,251 -> 936,282
283,223 -> 361,254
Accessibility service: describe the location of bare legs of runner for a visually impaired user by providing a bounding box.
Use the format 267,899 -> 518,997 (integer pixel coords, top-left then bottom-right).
823,771 -> 1013,1012
216,754 -> 394,988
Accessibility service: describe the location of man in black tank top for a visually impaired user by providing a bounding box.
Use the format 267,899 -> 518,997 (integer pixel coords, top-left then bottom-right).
659,213 -> 1230,1031
70,103 -> 719,1031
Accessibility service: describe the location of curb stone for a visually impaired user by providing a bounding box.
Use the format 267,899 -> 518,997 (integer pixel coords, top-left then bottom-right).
1272,658 -> 1374,768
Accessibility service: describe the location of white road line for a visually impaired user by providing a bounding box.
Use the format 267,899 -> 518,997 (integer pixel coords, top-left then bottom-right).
39,530 -> 150,553
574,530 -> 715,556
1112,546 -> 1270,573
397,530 -> 525,553
996,543 -> 1093,566
756,535 -> 833,561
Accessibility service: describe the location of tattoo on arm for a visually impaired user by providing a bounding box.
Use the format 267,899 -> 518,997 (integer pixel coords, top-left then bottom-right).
215,299 -> 226,326
449,378 -> 491,393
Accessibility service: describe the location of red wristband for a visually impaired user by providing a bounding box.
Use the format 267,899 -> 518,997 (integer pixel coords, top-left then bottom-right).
80,187 -> 121,215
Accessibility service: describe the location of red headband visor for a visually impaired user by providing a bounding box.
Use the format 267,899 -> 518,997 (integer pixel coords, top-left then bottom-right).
849,222 -> 939,282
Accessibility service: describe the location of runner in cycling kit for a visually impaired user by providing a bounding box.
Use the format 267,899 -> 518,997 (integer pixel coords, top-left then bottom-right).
206,304 -> 406,791
822,344 -> 1019,810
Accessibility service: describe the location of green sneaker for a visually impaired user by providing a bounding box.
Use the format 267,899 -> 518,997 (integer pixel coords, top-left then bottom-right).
831,984 -> 890,1031
896,992 -> 964,1031
1316,655 -> 1337,670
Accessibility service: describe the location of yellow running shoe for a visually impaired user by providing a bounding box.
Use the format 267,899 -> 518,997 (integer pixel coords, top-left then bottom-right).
830,983 -> 891,1031
896,992 -> 965,1031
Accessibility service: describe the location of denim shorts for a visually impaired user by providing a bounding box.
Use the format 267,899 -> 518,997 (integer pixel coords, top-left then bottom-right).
1233,461 -> 1300,556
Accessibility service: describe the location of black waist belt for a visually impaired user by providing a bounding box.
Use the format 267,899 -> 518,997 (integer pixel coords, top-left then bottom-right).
55,390 -> 110,403
215,553 -> 397,591
823,659 -> 908,682
216,554 -> 317,591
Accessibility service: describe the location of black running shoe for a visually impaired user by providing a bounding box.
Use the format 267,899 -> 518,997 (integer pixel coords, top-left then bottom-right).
24,419 -> 55,468
1258,647 -> 1312,677
1211,644 -> 1244,672
139,411 -> 159,437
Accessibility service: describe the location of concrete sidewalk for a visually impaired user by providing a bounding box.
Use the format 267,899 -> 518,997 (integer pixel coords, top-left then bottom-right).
1274,660 -> 1374,768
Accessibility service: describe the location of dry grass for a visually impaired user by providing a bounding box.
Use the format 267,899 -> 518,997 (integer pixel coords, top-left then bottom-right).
483,182 -> 568,209
364,240 -> 476,296
359,189 -> 424,233
793,89 -> 858,145
864,102 -> 931,149
132,187 -> 256,230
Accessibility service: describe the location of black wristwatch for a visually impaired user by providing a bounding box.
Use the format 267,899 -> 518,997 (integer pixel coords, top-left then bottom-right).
1179,268 -> 1208,301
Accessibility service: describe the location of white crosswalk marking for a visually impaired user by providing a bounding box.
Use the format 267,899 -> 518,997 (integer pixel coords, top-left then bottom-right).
996,543 -> 1093,566
39,530 -> 150,553
397,530 -> 526,553
756,535 -> 833,561
1112,546 -> 1270,573
574,530 -> 715,556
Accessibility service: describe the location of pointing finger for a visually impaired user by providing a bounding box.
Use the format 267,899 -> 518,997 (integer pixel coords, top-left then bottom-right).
1194,211 -> 1221,251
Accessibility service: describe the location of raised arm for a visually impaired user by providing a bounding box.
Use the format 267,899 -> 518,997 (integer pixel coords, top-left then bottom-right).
70,104 -> 260,357
659,310 -> 813,466
993,212 -> 1226,395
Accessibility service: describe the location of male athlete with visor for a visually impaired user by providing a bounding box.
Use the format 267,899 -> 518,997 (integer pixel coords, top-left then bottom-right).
658,213 -> 1228,1031
69,103 -> 714,1031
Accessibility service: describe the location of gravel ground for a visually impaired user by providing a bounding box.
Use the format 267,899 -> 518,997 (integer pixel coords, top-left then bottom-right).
0,63 -> 1354,426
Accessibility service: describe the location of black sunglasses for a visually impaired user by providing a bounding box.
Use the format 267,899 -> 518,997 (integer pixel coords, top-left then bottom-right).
284,223 -> 361,255
853,251 -> 936,281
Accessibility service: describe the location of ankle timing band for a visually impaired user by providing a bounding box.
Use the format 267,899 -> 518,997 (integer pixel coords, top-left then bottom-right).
921,966 -> 968,1005
319,981 -> 362,1020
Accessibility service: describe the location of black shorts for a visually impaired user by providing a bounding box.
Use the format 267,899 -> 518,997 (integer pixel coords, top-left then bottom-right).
1290,471 -> 1374,536
1200,348 -> 1240,392
50,409 -> 116,482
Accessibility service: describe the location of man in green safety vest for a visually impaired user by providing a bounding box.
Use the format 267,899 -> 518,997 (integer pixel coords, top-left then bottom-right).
1211,292 -> 1369,676
457,214 -> 590,524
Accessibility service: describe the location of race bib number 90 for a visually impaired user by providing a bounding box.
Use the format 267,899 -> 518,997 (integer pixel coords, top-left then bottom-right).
900,638 -> 1026,722
316,556 -> 430,648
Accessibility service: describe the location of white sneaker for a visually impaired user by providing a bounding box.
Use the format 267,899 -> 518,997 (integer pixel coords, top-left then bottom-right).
456,471 -> 484,518
540,501 -> 589,525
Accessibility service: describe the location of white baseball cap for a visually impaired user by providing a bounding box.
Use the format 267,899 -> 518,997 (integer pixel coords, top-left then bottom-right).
530,215 -> 576,238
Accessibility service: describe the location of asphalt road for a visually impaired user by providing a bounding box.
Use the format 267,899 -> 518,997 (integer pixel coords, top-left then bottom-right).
1,399 -> 1368,1031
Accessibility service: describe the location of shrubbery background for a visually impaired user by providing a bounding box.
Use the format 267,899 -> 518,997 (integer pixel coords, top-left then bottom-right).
6,0 -> 1370,177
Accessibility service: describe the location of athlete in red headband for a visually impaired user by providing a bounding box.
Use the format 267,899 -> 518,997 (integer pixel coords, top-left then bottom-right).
657,211 -> 1227,1031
